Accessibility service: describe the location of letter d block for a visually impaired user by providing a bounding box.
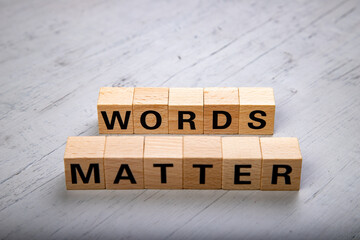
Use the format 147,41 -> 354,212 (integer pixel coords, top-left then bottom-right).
260,138 -> 302,191
133,88 -> 169,134
64,136 -> 106,190
97,87 -> 134,134
204,88 -> 239,134
239,88 -> 275,135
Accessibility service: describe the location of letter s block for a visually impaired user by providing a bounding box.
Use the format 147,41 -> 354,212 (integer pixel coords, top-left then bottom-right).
239,88 -> 275,135
64,136 -> 106,190
260,138 -> 302,191
97,87 -> 134,134
133,88 -> 169,134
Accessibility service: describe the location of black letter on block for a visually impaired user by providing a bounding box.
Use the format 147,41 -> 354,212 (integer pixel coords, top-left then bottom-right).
272,165 -> 292,184
178,111 -> 196,130
213,111 -> 232,129
193,164 -> 213,184
234,165 -> 251,184
114,164 -> 136,184
71,164 -> 100,184
140,110 -> 162,129
153,163 -> 174,183
248,110 -> 266,129
101,111 -> 131,130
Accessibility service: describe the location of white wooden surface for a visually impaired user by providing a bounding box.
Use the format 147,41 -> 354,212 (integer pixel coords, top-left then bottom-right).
1,0 -> 359,239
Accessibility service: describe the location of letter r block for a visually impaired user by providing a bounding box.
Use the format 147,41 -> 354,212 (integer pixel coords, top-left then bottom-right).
97,87 -> 134,134
64,136 -> 106,190
260,138 -> 302,191
204,88 -> 239,134
133,88 -> 169,134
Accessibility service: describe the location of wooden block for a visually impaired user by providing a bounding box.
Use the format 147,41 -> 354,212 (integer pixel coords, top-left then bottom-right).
97,87 -> 134,134
133,87 -> 169,134
144,136 -> 183,189
104,136 -> 144,189
183,136 -> 222,189
169,88 -> 204,134
239,88 -> 275,135
204,87 -> 239,134
260,138 -> 302,191
222,137 -> 261,190
64,136 -> 106,190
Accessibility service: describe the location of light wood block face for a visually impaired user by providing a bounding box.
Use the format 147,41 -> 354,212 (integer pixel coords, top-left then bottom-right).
133,87 -> 169,134
204,87 -> 239,134
169,88 -> 204,134
64,136 -> 106,190
222,137 -> 261,190
183,136 -> 222,189
97,87 -> 134,134
239,88 -> 275,135
104,136 -> 144,189
144,136 -> 183,189
260,138 -> 302,191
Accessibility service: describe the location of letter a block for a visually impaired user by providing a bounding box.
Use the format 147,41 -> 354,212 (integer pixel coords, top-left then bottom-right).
204,88 -> 239,134
64,136 -> 106,190
133,87 -> 169,134
222,137 -> 261,190
97,87 -> 134,134
183,136 -> 222,189
169,88 -> 204,134
104,136 -> 144,189
144,136 -> 183,189
260,138 -> 302,191
239,88 -> 275,135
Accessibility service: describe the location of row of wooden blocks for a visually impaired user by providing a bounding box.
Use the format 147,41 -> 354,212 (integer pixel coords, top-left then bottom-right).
64,136 -> 302,191
98,87 -> 275,135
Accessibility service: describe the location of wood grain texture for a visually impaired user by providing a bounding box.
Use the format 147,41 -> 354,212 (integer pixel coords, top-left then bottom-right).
1,0 -> 359,239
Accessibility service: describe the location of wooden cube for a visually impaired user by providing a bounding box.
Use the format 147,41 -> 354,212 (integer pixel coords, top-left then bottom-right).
204,88 -> 239,134
183,136 -> 222,189
104,136 -> 144,189
144,136 -> 183,189
169,88 -> 204,134
222,137 -> 261,190
239,88 -> 275,135
260,138 -> 302,191
97,87 -> 134,134
133,87 -> 169,134
64,136 -> 106,190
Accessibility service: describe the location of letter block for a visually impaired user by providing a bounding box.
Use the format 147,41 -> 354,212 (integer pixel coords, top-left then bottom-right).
133,87 -> 169,134
183,136 -> 222,189
239,88 -> 275,135
144,136 -> 183,189
204,87 -> 239,134
222,137 -> 261,190
260,138 -> 302,191
104,136 -> 144,189
64,136 -> 106,190
169,88 -> 204,134
97,87 -> 134,134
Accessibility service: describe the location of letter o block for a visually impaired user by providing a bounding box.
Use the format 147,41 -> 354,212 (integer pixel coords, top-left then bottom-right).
64,136 -> 106,190
260,138 -> 302,191
133,88 -> 169,134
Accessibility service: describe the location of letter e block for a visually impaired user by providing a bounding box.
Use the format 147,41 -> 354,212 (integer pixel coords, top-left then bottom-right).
133,88 -> 169,134
144,136 -> 183,189
184,136 -> 222,189
239,88 -> 275,135
64,136 -> 106,190
97,87 -> 134,134
204,88 -> 239,134
222,137 -> 261,190
260,138 -> 302,191
104,136 -> 144,189
169,88 -> 204,134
